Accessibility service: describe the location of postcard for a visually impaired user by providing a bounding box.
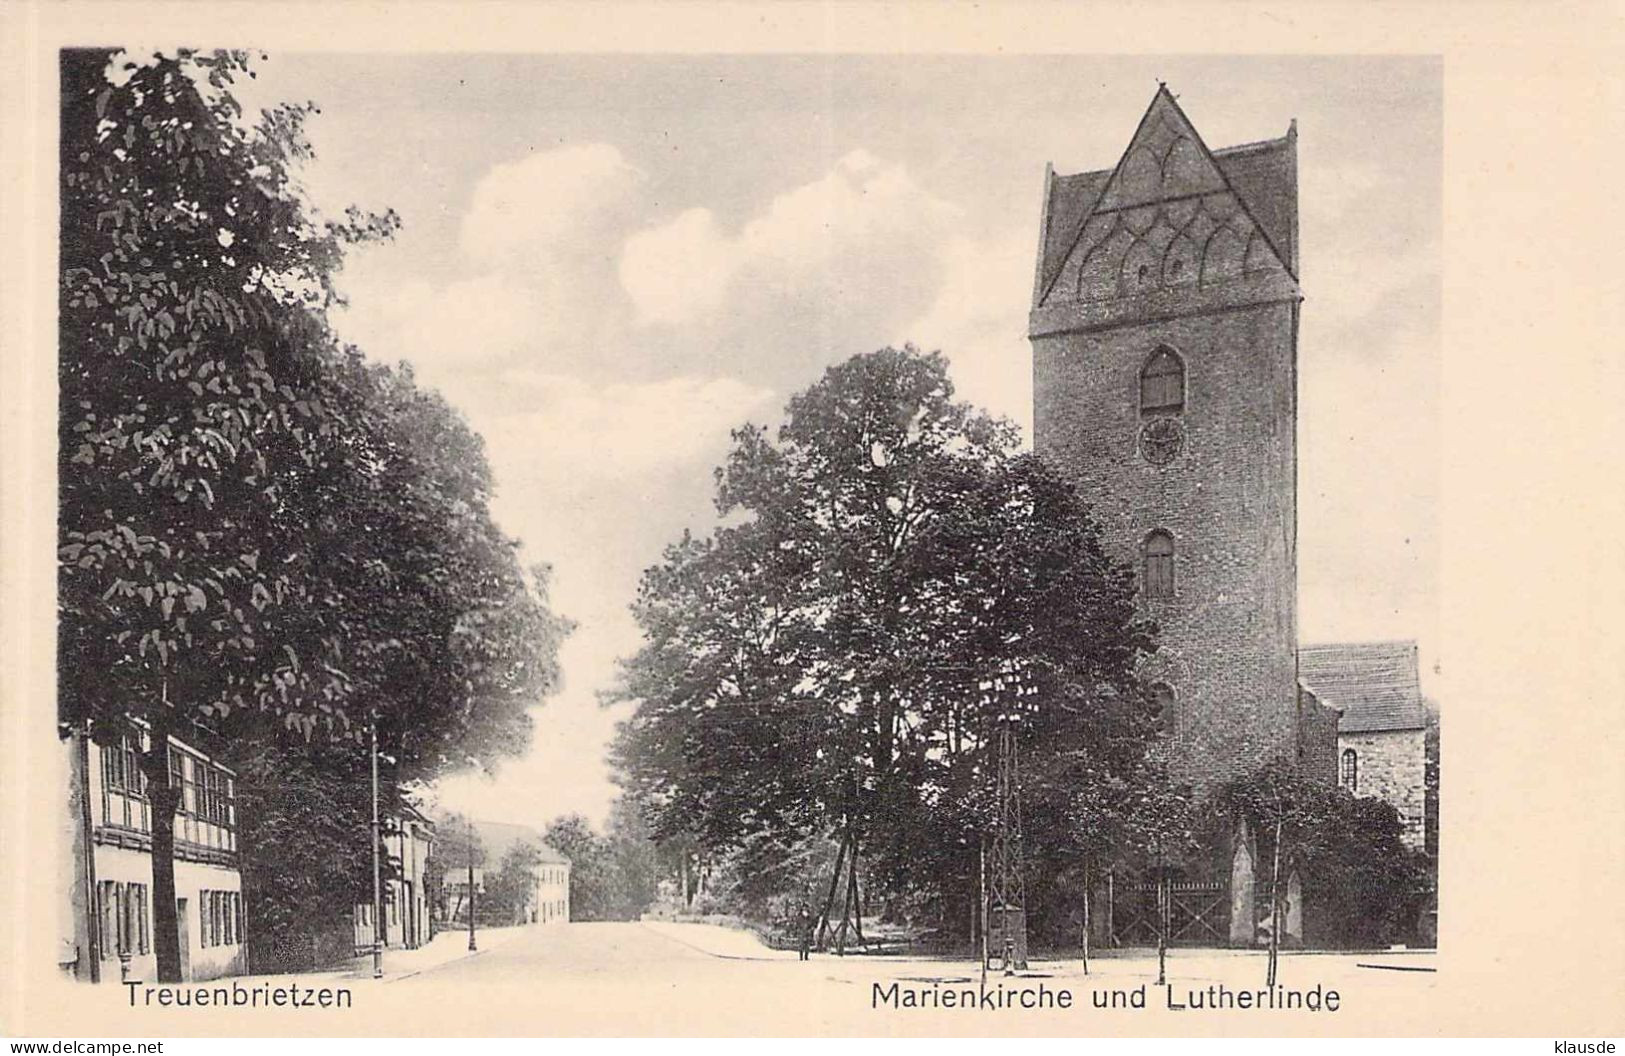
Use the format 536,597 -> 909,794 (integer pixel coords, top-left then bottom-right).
2,0 -> 1621,1041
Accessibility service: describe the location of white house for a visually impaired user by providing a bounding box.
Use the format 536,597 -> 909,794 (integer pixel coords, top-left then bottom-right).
440,818 -> 570,926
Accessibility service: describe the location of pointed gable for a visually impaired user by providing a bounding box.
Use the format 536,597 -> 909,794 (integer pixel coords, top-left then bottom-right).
1032,86 -> 1298,315
1097,88 -> 1231,211
1214,129 -> 1298,277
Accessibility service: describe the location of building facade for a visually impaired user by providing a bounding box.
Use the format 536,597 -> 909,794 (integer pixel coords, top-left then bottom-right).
59,720 -> 247,983
1028,85 -> 1329,790
440,818 -> 570,927
353,805 -> 437,954
1300,641 -> 1431,850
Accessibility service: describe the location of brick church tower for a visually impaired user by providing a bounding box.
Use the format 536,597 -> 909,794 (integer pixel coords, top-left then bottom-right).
1028,86 -> 1307,790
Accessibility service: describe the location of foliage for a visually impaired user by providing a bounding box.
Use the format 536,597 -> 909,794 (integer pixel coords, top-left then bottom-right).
543,815 -> 612,920
58,47 -> 569,977
485,840 -> 544,925
543,809 -> 659,922
609,346 -> 1157,944
603,796 -> 662,920
233,732 -> 380,960
1216,760 -> 1430,951
60,48 -> 389,736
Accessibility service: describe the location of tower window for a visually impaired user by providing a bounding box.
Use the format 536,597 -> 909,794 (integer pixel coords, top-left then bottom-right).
1148,682 -> 1176,734
1340,748 -> 1359,792
1140,346 -> 1185,414
1143,530 -> 1175,600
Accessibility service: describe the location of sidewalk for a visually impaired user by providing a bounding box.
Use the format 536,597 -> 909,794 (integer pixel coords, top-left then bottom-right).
337,923 -> 532,982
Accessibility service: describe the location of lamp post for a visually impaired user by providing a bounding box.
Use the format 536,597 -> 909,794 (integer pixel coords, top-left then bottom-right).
370,709 -> 383,980
467,816 -> 478,951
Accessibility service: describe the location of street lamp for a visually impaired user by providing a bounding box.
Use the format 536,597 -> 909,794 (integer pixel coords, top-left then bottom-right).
467,816 -> 478,952
370,708 -> 383,980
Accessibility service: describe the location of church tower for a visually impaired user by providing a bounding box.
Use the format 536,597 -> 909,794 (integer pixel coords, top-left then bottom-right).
1028,86 -> 1302,789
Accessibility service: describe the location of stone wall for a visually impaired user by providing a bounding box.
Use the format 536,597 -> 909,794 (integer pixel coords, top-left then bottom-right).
1296,685 -> 1341,785
1031,297 -> 1299,789
1339,728 -> 1426,849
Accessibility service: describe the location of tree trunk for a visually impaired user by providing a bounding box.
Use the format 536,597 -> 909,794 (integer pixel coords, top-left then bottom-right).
978,838 -> 988,993
816,831 -> 849,950
849,828 -> 866,946
1267,815 -> 1283,987
142,708 -> 184,983
1155,865 -> 1168,986
1080,857 -> 1091,976
968,874 -> 977,952
835,865 -> 852,957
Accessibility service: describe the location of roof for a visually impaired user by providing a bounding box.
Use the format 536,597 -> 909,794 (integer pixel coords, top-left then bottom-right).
1298,641 -> 1428,734
1034,86 -> 1298,302
437,817 -> 570,866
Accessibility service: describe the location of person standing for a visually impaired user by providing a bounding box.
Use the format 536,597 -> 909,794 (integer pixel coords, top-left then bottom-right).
796,900 -> 814,961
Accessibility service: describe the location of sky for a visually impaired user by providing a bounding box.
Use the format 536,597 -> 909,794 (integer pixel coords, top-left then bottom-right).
230,54 -> 1441,831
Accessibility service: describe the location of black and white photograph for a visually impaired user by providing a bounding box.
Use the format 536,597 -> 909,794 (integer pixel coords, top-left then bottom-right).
2,2 -> 1621,1044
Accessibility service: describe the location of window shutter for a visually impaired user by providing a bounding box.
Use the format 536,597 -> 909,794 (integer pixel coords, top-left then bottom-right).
98,881 -> 114,959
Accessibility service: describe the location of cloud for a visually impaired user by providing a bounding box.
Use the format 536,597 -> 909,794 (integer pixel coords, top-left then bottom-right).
460,144 -> 643,266
480,373 -> 777,489
620,149 -> 961,329
897,227 -> 1036,436
331,144 -> 648,392
615,208 -> 735,327
330,267 -> 549,409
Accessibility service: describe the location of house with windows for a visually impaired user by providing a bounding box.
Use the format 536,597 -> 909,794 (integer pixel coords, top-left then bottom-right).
352,804 -> 436,954
438,818 -> 570,927
58,719 -> 247,983
1299,640 -> 1432,850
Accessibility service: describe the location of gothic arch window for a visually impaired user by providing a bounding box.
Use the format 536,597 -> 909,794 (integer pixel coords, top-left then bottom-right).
1149,681 -> 1177,734
1143,530 -> 1175,600
1140,346 -> 1185,415
1340,748 -> 1359,792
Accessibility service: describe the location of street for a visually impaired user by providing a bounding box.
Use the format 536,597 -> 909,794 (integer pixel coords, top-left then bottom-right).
376,920 -> 1438,1034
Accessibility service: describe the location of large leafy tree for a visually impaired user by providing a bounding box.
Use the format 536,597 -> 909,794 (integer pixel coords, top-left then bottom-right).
58,48 -> 567,980
543,814 -> 614,921
611,347 -> 1157,943
229,358 -> 569,964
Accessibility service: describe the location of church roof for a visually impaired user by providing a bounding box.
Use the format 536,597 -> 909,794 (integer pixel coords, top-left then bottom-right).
1034,86 -> 1298,304
1298,641 -> 1428,734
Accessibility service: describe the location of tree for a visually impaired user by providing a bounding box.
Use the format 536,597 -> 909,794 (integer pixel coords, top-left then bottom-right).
1218,762 -> 1327,985
1047,760 -> 1136,974
603,796 -> 662,921
544,814 -> 615,921
486,840 -> 544,925
225,362 -> 570,958
610,346 -> 1156,946
433,811 -> 487,926
221,357 -> 570,956
1119,762 -> 1197,985
231,734 -> 379,969
58,48 -> 569,979
1217,760 -> 1427,983
60,47 -> 385,979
